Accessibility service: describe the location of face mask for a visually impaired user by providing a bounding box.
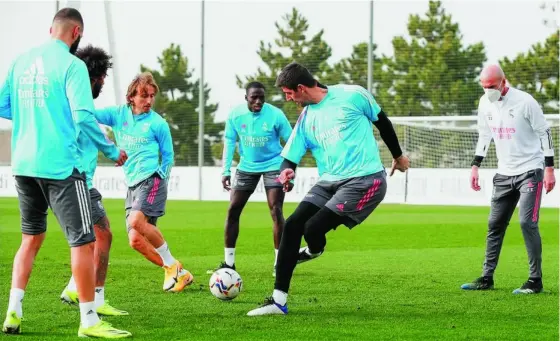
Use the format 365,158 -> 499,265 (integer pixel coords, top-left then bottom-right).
92,81 -> 103,99
70,35 -> 82,55
485,88 -> 501,103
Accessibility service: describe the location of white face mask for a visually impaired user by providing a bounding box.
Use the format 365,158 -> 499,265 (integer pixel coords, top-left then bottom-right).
485,88 -> 502,103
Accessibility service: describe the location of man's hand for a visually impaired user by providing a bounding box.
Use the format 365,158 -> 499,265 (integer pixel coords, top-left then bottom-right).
471,166 -> 481,191
390,155 -> 410,176
278,169 -> 295,192
544,167 -> 556,194
222,175 -> 231,191
114,149 -> 128,167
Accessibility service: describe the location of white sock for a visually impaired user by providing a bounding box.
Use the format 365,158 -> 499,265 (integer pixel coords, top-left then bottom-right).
67,275 -> 77,292
272,289 -> 287,306
7,288 -> 24,318
94,287 -> 105,308
274,249 -> 279,266
79,301 -> 100,328
225,248 -> 235,266
155,242 -> 176,267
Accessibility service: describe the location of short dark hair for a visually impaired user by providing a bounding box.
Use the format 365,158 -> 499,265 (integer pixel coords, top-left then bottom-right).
75,45 -> 113,79
246,81 -> 265,93
53,7 -> 84,26
275,62 -> 316,90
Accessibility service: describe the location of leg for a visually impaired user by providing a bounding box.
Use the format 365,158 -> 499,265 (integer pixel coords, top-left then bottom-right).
126,176 -> 192,292
462,174 -> 518,291
127,211 -> 166,250
513,169 -> 545,294
224,189 -> 252,249
265,186 -> 285,273
274,202 -> 321,293
481,176 -> 519,278
127,226 -> 163,267
45,171 -> 130,337
246,202 -> 321,316
302,207 -> 346,254
267,189 -> 285,249
3,176 -> 48,334
93,216 -> 112,287
208,170 -> 259,273
301,171 -> 388,262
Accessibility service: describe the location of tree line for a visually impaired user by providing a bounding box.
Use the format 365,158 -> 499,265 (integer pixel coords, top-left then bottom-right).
103,1 -> 559,168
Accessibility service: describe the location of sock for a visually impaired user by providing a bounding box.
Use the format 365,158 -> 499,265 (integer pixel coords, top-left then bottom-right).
67,275 -> 77,292
79,302 -> 100,328
272,289 -> 287,306
305,247 -> 321,257
225,248 -> 235,266
155,242 -> 176,267
7,288 -> 24,318
274,249 -> 279,266
94,287 -> 105,308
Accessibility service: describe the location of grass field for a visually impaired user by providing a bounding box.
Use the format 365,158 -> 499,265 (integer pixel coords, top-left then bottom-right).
0,197 -> 558,340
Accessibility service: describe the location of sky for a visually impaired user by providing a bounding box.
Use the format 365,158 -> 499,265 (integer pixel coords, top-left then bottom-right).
0,0 -> 557,130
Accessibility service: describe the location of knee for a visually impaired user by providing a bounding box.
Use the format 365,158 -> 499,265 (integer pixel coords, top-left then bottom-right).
128,233 -> 144,251
127,212 -> 146,232
94,224 -> 113,247
227,204 -> 243,222
519,217 -> 537,230
20,234 -> 46,254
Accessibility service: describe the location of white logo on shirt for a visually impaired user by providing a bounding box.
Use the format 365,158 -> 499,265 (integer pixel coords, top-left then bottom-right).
262,122 -> 268,132
18,57 -> 50,108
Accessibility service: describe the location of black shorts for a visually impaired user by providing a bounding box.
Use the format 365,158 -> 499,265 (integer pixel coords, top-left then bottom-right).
14,169 -> 95,247
125,174 -> 167,232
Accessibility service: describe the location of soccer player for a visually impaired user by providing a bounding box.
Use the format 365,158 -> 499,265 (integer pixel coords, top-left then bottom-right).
0,8 -> 131,338
461,64 -> 556,294
207,81 -> 292,277
94,72 -> 193,293
59,45 -> 128,316
246,62 -> 410,316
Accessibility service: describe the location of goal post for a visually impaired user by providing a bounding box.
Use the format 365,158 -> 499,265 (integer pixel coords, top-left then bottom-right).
381,114 -> 559,170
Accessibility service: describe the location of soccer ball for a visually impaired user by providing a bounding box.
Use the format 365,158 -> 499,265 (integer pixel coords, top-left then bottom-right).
209,268 -> 243,301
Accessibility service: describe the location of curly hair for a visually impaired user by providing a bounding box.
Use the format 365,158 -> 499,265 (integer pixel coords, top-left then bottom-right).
75,44 -> 113,79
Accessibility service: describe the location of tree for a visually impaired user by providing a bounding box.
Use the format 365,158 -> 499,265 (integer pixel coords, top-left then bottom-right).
500,33 -> 559,113
378,1 -> 486,117
234,8 -> 335,166
141,43 -> 223,166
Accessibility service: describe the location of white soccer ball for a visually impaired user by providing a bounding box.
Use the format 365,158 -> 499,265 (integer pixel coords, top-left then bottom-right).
209,268 -> 243,301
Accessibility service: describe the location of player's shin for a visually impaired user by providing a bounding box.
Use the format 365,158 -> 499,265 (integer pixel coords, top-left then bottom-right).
128,230 -> 164,267
93,218 -> 112,289
11,234 -> 45,295
70,242 -> 100,328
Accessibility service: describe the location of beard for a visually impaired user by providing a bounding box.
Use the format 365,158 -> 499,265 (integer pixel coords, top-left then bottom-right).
92,82 -> 103,99
69,35 -> 82,55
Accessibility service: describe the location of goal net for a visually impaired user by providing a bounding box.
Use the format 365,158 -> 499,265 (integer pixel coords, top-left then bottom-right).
376,115 -> 559,169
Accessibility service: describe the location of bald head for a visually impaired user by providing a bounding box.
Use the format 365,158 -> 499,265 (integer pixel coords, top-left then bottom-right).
50,8 -> 84,54
480,64 -> 506,89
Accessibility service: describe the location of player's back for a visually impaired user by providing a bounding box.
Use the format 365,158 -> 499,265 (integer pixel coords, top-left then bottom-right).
9,39 -> 85,179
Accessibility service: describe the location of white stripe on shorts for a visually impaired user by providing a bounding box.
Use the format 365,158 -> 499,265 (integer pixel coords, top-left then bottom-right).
75,180 -> 91,235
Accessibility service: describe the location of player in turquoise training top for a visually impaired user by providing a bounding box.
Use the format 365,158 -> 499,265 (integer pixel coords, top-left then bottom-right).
94,72 -> 193,294
207,82 -> 292,277
0,8 -> 130,338
247,62 -> 410,316
59,44 -> 128,317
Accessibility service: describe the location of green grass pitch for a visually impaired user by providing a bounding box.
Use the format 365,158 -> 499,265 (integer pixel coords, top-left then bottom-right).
0,198 -> 558,340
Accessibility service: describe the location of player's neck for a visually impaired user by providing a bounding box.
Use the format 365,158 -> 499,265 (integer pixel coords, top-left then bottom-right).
308,87 -> 328,104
